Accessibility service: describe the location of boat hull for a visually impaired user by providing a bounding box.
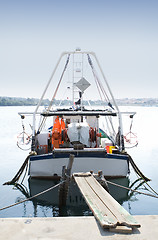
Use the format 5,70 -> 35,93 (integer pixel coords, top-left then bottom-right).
29,149 -> 129,179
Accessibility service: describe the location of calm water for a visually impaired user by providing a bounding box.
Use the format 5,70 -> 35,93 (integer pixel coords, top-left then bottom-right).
0,106 -> 158,218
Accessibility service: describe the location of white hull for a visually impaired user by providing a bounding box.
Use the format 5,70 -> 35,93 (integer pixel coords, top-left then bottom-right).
29,153 -> 129,178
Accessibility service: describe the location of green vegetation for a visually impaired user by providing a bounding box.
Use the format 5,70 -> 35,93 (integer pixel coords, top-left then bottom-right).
0,96 -> 158,107
0,97 -> 50,106
0,97 -> 106,107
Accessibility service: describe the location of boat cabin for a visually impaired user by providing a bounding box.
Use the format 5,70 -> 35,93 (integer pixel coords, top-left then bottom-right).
35,109 -> 116,155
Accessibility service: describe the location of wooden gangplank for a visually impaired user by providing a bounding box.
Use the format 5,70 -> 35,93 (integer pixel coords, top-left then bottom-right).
73,173 -> 140,231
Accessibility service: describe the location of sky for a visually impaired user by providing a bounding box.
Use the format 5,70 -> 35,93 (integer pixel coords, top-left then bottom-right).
0,0 -> 158,99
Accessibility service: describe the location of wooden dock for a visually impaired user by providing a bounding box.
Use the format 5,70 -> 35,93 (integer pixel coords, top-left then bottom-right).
73,172 -> 140,232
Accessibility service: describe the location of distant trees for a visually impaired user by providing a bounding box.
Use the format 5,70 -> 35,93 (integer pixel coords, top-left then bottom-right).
0,97 -> 106,106
0,96 -> 158,106
0,97 -> 50,106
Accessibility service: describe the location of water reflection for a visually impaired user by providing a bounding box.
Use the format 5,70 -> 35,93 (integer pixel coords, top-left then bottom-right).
29,178 -> 93,217
106,177 -> 149,214
13,176 -> 148,217
107,178 -> 130,205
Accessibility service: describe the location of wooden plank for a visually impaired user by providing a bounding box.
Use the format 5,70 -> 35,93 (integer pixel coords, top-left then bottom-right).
73,173 -> 141,229
85,175 -> 140,228
74,174 -> 117,228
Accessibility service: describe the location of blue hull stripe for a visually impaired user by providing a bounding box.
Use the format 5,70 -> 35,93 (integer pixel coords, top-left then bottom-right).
30,152 -> 129,161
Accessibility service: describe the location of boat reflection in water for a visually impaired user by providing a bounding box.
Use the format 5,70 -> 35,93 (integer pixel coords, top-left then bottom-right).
28,178 -> 91,216
22,177 -> 130,217
14,176 -> 147,217
107,178 -> 130,205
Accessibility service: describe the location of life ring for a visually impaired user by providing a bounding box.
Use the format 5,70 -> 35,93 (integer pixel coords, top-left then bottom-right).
124,131 -> 138,148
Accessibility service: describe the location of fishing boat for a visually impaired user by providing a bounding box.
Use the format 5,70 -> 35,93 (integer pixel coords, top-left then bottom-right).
18,49 -> 137,180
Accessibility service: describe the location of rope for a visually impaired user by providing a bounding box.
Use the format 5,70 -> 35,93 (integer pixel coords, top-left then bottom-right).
20,161 -> 29,184
134,171 -> 158,196
0,180 -> 65,211
1,177 -> 157,212
3,152 -> 36,185
38,54 -> 70,133
87,54 -> 110,104
125,153 -> 158,196
125,153 -> 150,182
106,180 -> 158,199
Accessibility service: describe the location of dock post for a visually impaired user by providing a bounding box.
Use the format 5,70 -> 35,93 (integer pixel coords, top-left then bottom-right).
59,154 -> 74,207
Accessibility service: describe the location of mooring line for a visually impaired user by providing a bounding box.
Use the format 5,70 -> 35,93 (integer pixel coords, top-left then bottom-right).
1,177 -> 158,212
135,171 -> 158,196
3,151 -> 37,186
106,180 -> 158,199
0,180 -> 65,212
125,153 -> 158,196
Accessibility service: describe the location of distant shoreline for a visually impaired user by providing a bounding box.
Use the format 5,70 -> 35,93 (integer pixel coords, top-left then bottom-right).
0,96 -> 158,107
